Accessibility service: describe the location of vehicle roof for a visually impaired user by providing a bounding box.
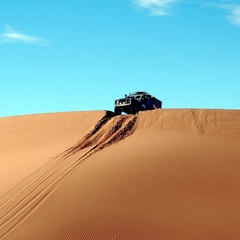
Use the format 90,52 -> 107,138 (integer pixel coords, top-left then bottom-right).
128,92 -> 162,103
129,91 -> 149,96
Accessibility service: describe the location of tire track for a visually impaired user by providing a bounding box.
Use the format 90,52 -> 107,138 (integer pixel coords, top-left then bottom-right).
0,111 -> 138,239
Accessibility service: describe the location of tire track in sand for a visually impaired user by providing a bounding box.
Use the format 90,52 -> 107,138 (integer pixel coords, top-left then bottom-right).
0,111 -> 137,239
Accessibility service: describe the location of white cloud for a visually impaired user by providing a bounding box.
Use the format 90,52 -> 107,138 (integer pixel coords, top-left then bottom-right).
205,1 -> 240,27
133,0 -> 240,27
221,4 -> 240,27
0,25 -> 47,45
133,0 -> 179,16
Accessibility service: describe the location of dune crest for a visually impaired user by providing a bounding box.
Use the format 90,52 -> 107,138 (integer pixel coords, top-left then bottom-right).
0,111 -> 137,239
137,109 -> 240,140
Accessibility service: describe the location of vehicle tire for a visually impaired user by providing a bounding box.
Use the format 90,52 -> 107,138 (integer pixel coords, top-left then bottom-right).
142,104 -> 146,110
131,106 -> 139,115
114,107 -> 121,115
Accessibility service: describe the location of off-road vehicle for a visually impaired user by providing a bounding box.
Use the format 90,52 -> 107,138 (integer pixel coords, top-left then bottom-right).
114,91 -> 162,115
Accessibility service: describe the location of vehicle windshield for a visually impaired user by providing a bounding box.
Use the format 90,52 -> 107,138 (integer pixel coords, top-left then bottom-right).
129,91 -> 147,96
134,95 -> 142,100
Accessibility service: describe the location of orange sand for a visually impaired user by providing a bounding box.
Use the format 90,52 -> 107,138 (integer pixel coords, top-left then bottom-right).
0,109 -> 240,239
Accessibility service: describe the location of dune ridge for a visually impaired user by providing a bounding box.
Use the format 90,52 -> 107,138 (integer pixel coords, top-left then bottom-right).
138,109 -> 240,141
0,111 -> 137,239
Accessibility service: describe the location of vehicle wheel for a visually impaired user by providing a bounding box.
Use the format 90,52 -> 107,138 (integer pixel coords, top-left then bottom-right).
131,106 -> 139,115
142,104 -> 146,110
114,107 -> 121,115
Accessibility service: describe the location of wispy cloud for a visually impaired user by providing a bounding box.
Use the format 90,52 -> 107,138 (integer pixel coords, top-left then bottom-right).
204,1 -> 240,27
218,3 -> 240,27
132,0 -> 240,28
0,25 -> 47,45
133,0 -> 179,16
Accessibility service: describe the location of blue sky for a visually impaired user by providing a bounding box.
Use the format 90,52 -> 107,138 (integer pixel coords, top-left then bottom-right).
0,0 -> 240,117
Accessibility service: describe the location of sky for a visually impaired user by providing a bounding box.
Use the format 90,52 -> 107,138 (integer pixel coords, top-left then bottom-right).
0,0 -> 240,117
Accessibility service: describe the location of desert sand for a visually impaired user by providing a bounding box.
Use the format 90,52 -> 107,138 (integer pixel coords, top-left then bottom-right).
0,109 -> 240,239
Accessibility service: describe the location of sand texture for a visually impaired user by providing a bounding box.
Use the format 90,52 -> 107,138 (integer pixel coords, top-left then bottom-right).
0,109 -> 240,239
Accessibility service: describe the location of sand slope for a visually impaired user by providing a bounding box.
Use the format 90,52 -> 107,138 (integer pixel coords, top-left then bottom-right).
0,111 -> 105,196
0,109 -> 240,239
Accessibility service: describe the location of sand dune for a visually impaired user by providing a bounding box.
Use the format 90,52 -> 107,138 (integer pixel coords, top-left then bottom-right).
0,111 -> 105,196
0,109 -> 240,239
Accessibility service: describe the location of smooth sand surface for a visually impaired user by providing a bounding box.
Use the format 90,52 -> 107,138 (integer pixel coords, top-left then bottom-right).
0,109 -> 240,239
0,111 -> 105,196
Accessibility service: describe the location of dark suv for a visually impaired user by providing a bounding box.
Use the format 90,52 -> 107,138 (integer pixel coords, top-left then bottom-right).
114,91 -> 162,115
